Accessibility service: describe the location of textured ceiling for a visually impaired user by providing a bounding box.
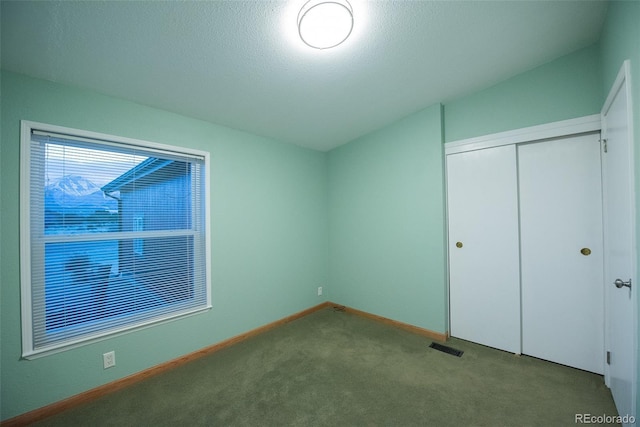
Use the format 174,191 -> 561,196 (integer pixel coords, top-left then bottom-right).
1,1 -> 608,151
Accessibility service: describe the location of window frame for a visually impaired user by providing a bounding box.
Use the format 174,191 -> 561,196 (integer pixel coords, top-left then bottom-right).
20,120 -> 212,359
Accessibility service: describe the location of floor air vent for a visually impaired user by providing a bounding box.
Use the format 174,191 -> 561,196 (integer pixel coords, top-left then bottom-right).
429,342 -> 463,357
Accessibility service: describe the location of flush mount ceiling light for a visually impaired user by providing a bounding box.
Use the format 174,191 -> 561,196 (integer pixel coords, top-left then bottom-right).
298,0 -> 354,50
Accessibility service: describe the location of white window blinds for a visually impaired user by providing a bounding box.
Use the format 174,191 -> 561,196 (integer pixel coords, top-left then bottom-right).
21,122 -> 210,357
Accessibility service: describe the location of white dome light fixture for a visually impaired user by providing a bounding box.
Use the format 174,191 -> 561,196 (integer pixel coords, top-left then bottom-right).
298,0 -> 354,50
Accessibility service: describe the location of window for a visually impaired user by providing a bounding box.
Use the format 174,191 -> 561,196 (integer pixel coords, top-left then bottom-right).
20,121 -> 211,358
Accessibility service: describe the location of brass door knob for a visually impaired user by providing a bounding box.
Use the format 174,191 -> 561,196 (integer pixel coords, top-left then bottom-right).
456,242 -> 463,248
580,248 -> 591,256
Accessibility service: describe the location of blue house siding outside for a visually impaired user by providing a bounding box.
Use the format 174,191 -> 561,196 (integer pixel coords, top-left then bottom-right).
103,159 -> 194,303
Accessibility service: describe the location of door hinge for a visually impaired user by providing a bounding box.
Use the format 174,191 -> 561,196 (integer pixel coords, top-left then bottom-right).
601,138 -> 608,153
607,351 -> 611,365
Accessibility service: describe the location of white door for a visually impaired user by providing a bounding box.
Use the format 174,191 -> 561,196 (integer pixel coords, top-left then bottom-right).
447,145 -> 521,353
602,61 -> 636,421
519,134 -> 604,374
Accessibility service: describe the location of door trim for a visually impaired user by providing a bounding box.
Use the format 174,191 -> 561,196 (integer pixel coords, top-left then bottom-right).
601,59 -> 637,418
445,114 -> 601,155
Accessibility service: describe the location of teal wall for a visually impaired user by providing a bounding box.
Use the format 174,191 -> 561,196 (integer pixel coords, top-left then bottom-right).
599,0 -> 640,416
444,44 -> 603,143
0,71 -> 328,420
327,105 -> 447,333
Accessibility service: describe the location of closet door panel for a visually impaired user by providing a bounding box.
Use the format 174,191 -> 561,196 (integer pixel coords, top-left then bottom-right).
447,145 -> 521,353
519,134 -> 604,374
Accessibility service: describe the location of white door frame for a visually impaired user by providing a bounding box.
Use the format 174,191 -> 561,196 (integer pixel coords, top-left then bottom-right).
601,59 -> 637,418
444,115 -> 601,155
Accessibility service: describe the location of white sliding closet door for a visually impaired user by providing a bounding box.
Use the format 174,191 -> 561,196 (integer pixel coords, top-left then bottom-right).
519,133 -> 604,374
448,145 -> 521,354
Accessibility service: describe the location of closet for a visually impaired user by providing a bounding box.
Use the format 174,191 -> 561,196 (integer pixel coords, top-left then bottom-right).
446,123 -> 604,374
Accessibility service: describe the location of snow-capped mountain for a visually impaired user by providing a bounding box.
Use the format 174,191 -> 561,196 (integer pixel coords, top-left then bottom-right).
45,175 -> 116,216
48,175 -> 101,197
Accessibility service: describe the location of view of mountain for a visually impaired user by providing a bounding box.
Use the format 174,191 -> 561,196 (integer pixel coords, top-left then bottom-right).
48,174 -> 102,197
45,175 -> 117,229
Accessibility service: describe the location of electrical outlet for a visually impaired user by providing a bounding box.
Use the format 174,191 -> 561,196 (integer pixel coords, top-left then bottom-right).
103,351 -> 116,369
317,286 -> 323,296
